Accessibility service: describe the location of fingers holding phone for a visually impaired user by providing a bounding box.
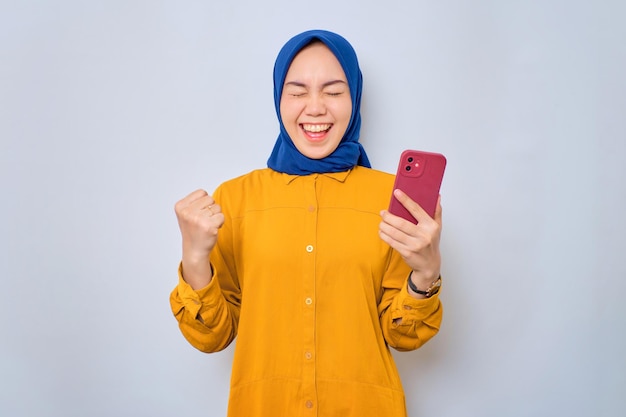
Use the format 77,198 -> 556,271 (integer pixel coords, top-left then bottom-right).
379,193 -> 443,287
380,190 -> 442,258
392,188 -> 443,225
381,149 -> 447,287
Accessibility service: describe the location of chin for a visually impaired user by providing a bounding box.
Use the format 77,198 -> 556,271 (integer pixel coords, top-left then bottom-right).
295,140 -> 341,160
301,151 -> 330,160
296,145 -> 335,160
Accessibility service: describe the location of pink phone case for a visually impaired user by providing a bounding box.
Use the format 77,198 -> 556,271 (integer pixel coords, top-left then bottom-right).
388,150 -> 447,223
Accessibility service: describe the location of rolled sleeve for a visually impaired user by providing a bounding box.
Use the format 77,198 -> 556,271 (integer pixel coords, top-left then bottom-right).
382,278 -> 443,352
169,263 -> 239,352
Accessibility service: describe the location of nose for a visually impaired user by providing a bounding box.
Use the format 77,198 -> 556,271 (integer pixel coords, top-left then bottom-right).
305,93 -> 327,116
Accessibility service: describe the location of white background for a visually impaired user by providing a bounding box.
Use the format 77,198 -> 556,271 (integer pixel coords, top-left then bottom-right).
1,1 -> 625,416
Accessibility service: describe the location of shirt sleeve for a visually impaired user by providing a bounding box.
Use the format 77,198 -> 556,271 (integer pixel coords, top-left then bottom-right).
169,185 -> 241,353
169,263 -> 240,353
378,251 -> 443,352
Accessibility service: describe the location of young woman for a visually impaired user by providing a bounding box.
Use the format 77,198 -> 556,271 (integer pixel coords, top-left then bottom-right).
171,29 -> 443,417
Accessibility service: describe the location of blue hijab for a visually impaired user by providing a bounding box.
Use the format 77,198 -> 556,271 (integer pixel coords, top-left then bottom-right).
267,29 -> 371,175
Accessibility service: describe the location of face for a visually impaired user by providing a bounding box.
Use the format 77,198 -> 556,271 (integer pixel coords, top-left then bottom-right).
280,42 -> 352,160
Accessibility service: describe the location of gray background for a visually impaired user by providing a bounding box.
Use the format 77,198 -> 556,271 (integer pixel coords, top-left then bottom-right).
2,0 -> 625,416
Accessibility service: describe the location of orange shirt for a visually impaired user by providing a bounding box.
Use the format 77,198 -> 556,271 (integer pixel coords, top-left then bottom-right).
170,166 -> 442,416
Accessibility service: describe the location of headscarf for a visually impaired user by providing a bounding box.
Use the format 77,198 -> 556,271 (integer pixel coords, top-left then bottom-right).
267,29 -> 371,175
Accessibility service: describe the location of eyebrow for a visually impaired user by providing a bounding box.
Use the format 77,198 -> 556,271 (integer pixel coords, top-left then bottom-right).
284,79 -> 348,88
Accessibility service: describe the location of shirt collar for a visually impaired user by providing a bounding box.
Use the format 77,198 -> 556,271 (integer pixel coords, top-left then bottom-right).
281,168 -> 353,185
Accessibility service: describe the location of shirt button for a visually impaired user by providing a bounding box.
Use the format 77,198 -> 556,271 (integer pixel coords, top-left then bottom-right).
305,400 -> 314,409
305,351 -> 312,360
305,297 -> 313,305
306,245 -> 314,252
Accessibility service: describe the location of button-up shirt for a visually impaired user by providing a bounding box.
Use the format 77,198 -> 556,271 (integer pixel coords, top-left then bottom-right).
170,166 -> 443,417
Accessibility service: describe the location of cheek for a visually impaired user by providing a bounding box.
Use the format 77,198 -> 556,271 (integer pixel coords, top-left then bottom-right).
336,100 -> 353,126
279,100 -> 288,122
279,100 -> 299,126
279,101 -> 301,141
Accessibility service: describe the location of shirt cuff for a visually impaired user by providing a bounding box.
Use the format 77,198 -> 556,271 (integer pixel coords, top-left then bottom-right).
391,279 -> 441,323
176,262 -> 222,318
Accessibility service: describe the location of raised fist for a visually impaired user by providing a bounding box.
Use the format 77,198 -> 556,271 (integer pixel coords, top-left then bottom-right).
174,189 -> 225,289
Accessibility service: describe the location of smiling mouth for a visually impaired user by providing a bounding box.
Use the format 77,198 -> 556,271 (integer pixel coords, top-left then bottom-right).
302,123 -> 332,133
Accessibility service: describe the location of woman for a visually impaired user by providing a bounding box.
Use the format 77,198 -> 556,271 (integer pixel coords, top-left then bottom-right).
170,29 -> 443,417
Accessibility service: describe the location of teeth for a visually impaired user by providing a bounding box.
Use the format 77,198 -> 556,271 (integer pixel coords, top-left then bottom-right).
302,124 -> 331,133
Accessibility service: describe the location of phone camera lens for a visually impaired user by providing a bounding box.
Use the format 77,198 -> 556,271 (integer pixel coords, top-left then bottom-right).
405,165 -> 411,171
408,157 -> 414,163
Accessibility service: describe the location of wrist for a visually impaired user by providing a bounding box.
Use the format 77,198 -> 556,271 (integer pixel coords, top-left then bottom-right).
407,271 -> 441,298
181,256 -> 213,290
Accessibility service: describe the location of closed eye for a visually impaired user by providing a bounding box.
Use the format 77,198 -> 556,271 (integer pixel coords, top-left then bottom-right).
323,80 -> 348,97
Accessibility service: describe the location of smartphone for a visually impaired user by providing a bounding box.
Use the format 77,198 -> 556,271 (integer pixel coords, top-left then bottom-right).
388,149 -> 447,223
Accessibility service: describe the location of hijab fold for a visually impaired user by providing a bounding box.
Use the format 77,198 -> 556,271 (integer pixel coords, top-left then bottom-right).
267,29 -> 371,175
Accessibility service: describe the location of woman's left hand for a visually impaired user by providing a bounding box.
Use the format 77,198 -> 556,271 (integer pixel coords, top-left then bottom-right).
379,189 -> 442,290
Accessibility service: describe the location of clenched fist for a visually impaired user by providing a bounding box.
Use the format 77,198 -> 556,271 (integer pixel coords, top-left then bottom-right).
175,189 -> 225,290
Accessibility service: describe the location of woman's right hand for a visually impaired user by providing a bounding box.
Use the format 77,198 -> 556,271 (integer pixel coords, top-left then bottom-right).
174,189 -> 225,289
